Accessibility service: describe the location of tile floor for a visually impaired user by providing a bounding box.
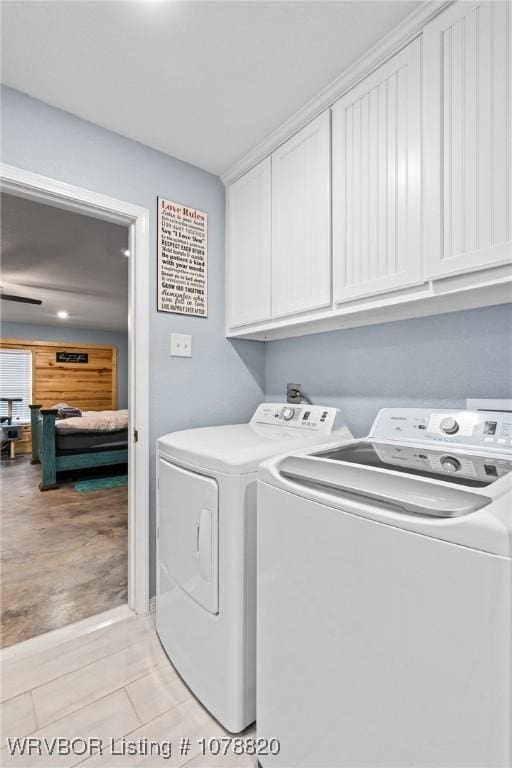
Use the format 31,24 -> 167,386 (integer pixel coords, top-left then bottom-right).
0,615 -> 257,767
1,457 -> 127,647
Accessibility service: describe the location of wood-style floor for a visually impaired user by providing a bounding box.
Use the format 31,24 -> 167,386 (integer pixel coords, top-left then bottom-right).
0,456 -> 127,648
0,614 -> 256,766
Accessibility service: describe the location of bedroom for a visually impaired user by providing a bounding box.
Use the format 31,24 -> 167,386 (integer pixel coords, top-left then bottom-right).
0,192 -> 129,647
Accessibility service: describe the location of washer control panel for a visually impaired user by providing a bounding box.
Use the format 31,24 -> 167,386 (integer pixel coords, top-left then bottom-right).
370,408 -> 512,451
372,442 -> 512,484
251,403 -> 339,432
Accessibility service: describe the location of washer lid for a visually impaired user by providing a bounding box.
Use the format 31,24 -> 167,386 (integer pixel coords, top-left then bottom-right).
278,455 -> 491,518
158,423 -> 351,474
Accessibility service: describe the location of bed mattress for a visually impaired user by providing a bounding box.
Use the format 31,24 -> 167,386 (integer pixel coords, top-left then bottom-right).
54,409 -> 128,434
56,429 -> 129,454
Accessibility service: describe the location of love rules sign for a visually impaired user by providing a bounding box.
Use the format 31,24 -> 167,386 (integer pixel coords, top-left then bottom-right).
157,197 -> 208,316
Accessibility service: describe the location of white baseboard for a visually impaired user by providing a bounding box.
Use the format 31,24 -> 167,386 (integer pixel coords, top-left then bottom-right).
149,596 -> 156,615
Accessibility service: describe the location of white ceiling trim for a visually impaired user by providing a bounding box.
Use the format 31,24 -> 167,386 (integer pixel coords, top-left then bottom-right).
221,0 -> 452,186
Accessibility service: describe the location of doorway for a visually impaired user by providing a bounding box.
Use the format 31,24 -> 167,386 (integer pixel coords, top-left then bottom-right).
0,163 -> 149,649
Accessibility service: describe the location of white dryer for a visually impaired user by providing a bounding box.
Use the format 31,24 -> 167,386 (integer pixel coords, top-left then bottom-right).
156,402 -> 352,733
257,408 -> 512,767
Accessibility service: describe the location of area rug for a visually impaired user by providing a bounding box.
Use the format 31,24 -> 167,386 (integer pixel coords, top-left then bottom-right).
74,474 -> 128,492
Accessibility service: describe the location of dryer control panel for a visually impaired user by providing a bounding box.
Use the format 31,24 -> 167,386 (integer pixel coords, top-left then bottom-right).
251,403 -> 340,433
370,408 -> 512,452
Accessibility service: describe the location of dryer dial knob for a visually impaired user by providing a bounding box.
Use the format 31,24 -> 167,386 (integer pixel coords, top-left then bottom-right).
440,417 -> 459,435
282,407 -> 295,421
441,456 -> 462,473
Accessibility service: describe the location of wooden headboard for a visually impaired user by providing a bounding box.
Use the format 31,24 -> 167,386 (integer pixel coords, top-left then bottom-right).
0,339 -> 118,411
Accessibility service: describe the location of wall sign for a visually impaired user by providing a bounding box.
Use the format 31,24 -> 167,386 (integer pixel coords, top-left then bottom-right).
56,352 -> 89,363
157,197 -> 208,316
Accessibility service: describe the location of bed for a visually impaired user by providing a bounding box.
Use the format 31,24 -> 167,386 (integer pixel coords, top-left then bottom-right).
29,405 -> 129,490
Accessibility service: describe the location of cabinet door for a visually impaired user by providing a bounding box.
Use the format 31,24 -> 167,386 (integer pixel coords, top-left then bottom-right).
332,39 -> 421,302
424,1 -> 512,278
271,111 -> 331,318
227,158 -> 271,328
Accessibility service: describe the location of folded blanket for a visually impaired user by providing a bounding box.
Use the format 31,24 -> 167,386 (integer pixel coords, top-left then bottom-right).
55,409 -> 129,434
59,407 -> 82,419
51,402 -> 83,419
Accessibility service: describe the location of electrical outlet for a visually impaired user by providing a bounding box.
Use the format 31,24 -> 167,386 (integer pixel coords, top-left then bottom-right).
287,383 -> 302,404
170,333 -> 192,357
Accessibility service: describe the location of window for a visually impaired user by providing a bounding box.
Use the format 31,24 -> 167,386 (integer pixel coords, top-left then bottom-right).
0,350 -> 32,423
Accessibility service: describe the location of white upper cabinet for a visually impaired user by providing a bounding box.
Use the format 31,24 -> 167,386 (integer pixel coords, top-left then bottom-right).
423,1 -> 512,278
227,157 -> 271,328
224,2 -> 511,340
271,111 -> 331,318
332,39 -> 422,303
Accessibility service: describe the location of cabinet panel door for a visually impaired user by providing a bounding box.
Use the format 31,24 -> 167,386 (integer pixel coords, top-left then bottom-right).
424,1 -> 512,278
227,158 -> 271,328
271,111 -> 331,319
332,39 -> 421,302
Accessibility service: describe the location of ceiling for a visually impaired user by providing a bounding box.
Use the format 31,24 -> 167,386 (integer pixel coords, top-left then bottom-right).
1,1 -> 422,176
1,194 -> 129,332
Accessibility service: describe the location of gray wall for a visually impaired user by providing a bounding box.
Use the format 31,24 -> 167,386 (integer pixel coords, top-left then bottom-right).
1,86 -> 265,596
0,321 -> 129,409
265,303 -> 512,438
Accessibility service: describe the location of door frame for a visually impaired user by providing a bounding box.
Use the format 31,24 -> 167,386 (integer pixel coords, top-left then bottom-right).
0,162 -> 150,616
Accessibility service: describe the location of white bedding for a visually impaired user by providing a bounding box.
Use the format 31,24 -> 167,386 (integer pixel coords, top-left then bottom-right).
55,409 -> 129,434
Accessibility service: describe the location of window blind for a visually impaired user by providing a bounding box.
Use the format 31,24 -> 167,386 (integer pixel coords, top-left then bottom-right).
0,350 -> 32,423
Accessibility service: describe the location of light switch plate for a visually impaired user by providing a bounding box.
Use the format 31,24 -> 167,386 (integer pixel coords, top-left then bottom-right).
170,333 -> 192,357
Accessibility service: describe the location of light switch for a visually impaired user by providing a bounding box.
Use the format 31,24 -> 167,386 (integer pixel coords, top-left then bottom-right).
170,333 -> 192,357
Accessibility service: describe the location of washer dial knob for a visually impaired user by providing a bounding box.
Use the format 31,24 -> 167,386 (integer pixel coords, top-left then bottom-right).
441,456 -> 462,473
440,417 -> 459,435
281,407 -> 295,421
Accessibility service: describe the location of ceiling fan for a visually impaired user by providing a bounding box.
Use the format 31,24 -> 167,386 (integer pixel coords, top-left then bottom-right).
0,287 -> 42,305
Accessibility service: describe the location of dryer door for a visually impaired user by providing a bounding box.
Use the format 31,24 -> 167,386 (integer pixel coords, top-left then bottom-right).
158,457 -> 219,614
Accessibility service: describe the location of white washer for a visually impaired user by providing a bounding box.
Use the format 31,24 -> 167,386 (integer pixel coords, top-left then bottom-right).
257,408 -> 512,767
156,402 -> 352,733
